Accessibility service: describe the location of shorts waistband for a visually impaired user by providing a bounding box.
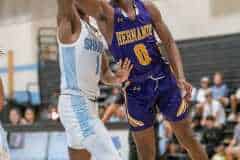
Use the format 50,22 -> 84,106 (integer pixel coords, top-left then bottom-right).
60,90 -> 97,102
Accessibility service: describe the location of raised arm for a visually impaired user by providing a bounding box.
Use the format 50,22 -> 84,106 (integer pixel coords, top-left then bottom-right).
57,0 -> 80,44
144,1 -> 192,99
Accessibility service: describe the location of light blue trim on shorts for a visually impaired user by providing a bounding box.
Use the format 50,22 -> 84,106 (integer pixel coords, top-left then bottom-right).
71,95 -> 95,138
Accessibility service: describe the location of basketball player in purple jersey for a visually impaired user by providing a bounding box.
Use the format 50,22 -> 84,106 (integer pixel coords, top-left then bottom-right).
75,0 -> 208,160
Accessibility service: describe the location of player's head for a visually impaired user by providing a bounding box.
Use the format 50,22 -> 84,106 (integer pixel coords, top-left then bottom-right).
205,115 -> 215,128
213,72 -> 223,86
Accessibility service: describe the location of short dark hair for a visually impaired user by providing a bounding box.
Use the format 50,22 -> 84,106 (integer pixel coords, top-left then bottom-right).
206,115 -> 215,121
110,0 -> 120,6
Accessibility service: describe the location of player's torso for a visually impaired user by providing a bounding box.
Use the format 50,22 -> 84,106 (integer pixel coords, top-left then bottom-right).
58,20 -> 104,97
109,0 -> 170,82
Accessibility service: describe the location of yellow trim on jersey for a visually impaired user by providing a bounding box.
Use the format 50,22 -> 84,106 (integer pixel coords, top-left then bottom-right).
176,100 -> 188,117
126,110 -> 145,128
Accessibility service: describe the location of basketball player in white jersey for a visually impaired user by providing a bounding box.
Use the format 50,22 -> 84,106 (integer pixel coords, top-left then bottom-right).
0,52 -> 10,160
57,0 -> 132,160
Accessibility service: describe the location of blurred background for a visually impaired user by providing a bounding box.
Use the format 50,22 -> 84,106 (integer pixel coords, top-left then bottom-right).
0,0 -> 240,160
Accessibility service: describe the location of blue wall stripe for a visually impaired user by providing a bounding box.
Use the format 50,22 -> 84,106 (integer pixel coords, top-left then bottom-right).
14,91 -> 41,105
0,64 -> 38,74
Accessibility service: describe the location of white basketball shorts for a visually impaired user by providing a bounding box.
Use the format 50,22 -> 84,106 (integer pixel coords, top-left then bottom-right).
58,94 -> 122,160
0,122 -> 10,160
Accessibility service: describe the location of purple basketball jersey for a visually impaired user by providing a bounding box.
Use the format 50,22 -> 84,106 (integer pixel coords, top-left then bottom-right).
109,0 -> 171,83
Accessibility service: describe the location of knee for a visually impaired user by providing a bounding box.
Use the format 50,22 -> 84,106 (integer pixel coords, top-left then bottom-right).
231,95 -> 237,103
178,132 -> 197,150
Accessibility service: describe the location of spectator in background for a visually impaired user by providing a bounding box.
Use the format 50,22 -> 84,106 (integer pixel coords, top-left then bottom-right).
226,114 -> 240,160
22,107 -> 36,125
195,77 -> 210,116
201,116 -> 223,158
48,105 -> 59,121
229,88 -> 240,121
50,91 -> 59,107
9,108 -> 25,125
191,115 -> 204,140
8,108 -> 25,149
197,77 -> 210,103
202,90 -> 226,127
211,72 -> 229,107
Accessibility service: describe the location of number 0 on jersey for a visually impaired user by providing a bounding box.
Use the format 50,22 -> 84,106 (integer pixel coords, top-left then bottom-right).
133,43 -> 152,66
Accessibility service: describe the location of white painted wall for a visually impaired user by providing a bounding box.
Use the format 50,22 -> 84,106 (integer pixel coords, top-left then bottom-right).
153,0 -> 240,40
0,18 -> 56,100
0,0 -> 240,100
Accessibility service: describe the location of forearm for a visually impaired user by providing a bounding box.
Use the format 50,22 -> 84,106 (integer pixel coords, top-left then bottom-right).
57,0 -> 73,19
101,104 -> 118,123
164,41 -> 185,80
101,52 -> 122,85
102,71 -> 121,86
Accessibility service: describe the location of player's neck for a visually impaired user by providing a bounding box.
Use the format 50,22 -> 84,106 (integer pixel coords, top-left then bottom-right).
119,0 -> 134,13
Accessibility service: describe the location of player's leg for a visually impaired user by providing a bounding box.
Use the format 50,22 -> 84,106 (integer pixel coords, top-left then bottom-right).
58,95 -> 95,160
132,126 -> 156,160
82,119 -> 122,160
126,89 -> 157,160
226,146 -> 240,160
159,83 -> 208,160
169,119 -> 208,160
68,148 -> 91,160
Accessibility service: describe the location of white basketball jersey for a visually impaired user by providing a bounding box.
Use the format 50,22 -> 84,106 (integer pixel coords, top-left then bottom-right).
58,19 -> 104,98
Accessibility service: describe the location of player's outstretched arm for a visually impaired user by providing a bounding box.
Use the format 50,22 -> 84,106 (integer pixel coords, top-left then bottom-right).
145,1 -> 192,99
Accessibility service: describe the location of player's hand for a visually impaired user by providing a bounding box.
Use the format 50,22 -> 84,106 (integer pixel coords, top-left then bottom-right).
101,104 -> 119,124
115,58 -> 133,83
177,79 -> 192,102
